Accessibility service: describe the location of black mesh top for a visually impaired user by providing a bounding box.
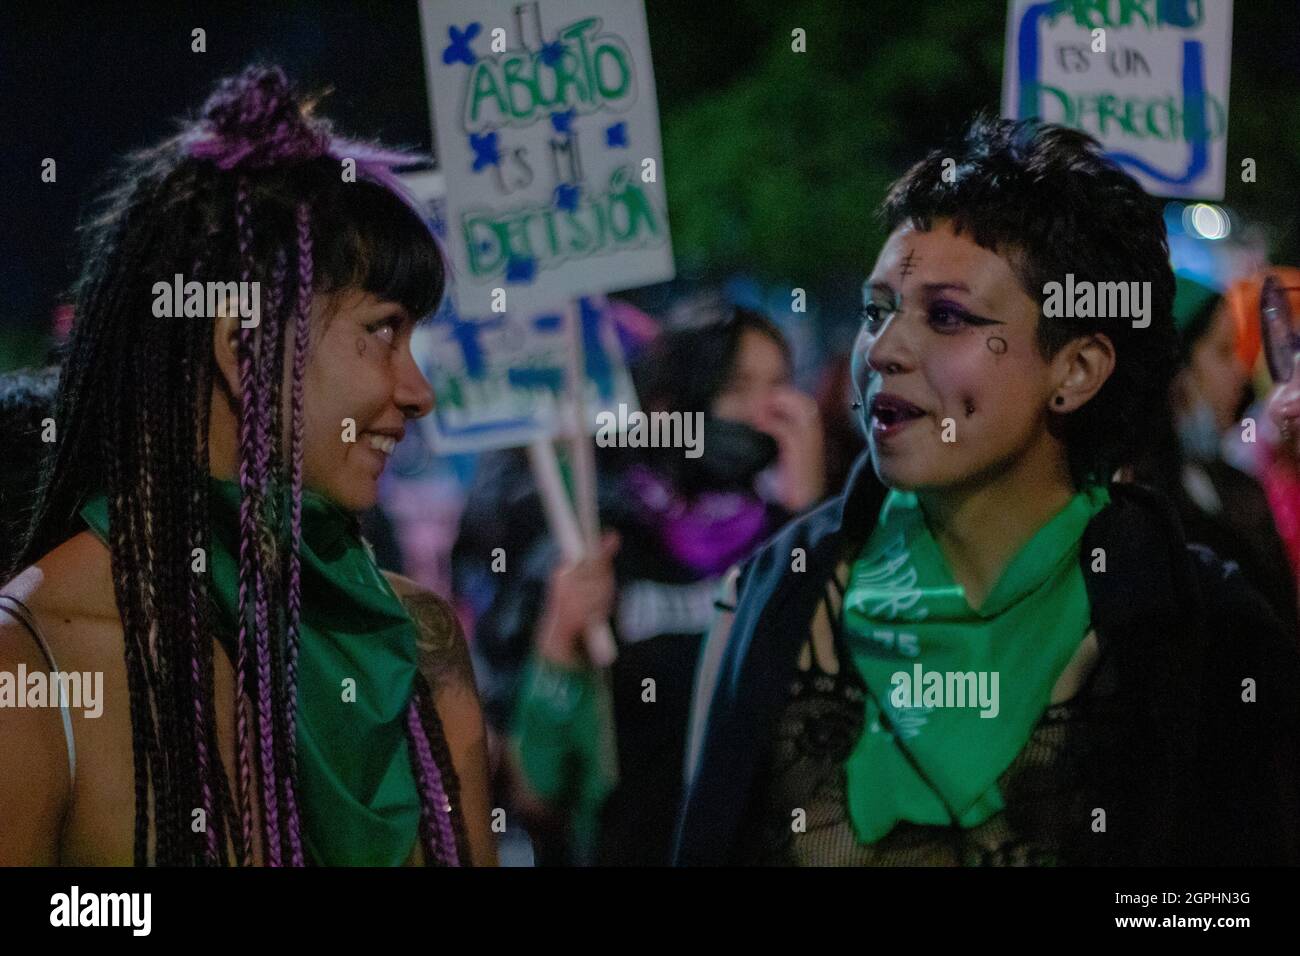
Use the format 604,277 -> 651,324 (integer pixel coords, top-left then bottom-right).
735,577 -> 1117,866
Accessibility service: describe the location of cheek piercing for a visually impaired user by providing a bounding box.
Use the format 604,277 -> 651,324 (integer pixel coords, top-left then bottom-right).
963,398 -> 975,417
1054,395 -> 1065,407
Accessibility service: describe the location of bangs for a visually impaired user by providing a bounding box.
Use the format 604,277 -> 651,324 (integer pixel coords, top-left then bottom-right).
315,179 -> 446,320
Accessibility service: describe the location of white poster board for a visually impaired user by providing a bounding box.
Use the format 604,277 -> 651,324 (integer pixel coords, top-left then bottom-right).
400,169 -> 640,455
418,0 -> 675,316
1002,0 -> 1233,199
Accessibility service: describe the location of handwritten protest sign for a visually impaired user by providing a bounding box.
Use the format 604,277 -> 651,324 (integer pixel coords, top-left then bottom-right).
418,0 -> 674,316
1003,0 -> 1233,199
411,292 -> 640,455
401,166 -> 642,457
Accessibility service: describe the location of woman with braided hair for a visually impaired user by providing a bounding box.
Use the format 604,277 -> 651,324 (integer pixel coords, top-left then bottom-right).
0,65 -> 495,866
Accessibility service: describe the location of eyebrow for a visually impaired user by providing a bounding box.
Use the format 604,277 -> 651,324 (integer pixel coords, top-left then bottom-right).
864,279 -> 997,311
369,302 -> 414,325
865,280 -> 974,294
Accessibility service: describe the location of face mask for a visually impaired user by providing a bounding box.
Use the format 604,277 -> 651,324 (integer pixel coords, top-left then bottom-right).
1177,397 -> 1222,463
680,416 -> 780,492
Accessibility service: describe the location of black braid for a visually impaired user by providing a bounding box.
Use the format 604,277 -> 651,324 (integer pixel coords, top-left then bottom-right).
412,672 -> 472,865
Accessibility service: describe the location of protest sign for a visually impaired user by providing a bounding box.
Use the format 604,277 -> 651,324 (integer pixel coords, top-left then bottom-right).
418,0 -> 675,316
411,293 -> 640,455
400,169 -> 642,456
1003,0 -> 1233,199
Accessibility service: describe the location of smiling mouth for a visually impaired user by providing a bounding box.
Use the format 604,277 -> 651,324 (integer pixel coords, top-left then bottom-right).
364,433 -> 398,456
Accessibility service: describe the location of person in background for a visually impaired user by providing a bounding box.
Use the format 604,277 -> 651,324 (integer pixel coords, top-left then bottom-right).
1132,275 -> 1297,632
0,366 -> 59,572
1257,268 -> 1300,626
815,352 -> 867,494
454,307 -> 828,864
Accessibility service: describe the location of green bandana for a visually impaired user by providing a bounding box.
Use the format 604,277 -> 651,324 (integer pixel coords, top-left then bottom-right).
840,485 -> 1109,844
81,479 -> 422,866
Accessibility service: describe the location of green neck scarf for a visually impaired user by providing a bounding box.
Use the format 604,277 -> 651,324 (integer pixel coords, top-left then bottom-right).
81,479 -> 422,866
839,484 -> 1109,844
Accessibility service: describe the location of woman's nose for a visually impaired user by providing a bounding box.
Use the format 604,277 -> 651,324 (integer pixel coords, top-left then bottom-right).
865,317 -> 913,375
395,350 -> 436,419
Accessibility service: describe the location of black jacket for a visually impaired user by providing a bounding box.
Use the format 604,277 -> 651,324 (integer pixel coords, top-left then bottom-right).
675,453 -> 1300,866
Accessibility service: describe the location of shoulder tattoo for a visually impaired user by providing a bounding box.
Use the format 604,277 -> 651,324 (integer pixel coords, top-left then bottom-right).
400,591 -> 476,692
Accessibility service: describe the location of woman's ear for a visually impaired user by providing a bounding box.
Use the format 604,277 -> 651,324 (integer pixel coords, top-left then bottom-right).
212,313 -> 243,400
1051,332 -> 1116,413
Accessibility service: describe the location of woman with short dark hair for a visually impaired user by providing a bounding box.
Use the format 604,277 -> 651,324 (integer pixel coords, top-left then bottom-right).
677,116 -> 1300,866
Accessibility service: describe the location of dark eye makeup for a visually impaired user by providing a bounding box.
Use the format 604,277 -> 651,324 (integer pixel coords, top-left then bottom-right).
928,300 -> 998,332
858,292 -> 1000,335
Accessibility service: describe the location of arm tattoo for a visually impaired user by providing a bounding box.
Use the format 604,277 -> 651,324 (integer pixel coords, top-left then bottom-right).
400,591 -> 476,693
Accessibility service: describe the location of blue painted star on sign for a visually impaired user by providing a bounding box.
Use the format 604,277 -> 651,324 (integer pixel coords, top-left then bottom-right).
442,23 -> 481,66
505,256 -> 537,284
550,109 -> 575,136
540,40 -> 565,67
469,131 -> 501,171
605,122 -> 629,148
554,182 -> 580,212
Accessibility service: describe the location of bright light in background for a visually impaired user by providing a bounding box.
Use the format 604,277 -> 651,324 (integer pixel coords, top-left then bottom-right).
1183,203 -> 1231,241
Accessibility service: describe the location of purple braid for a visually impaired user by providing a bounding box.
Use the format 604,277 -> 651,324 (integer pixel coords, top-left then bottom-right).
253,251 -> 286,494
249,397 -> 282,866
247,248 -> 287,866
256,249 -> 301,863
240,192 -> 285,866
185,256 -> 221,863
279,202 -> 313,867
231,176 -> 260,864
187,536 -> 220,862
405,695 -> 460,866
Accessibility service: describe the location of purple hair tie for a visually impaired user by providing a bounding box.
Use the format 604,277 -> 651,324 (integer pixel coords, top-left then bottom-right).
186,65 -> 330,171
183,64 -> 435,232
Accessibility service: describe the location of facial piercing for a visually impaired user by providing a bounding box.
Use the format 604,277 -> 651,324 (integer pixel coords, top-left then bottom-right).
1054,395 -> 1066,407
851,400 -> 863,410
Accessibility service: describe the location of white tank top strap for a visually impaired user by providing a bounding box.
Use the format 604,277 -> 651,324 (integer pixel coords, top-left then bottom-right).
0,594 -> 77,791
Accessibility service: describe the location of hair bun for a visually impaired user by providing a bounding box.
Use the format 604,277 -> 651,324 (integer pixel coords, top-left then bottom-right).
187,64 -> 330,171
